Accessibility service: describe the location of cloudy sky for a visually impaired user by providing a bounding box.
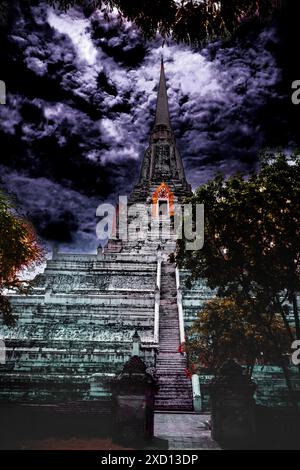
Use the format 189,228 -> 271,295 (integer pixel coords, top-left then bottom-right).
0,1 -> 298,252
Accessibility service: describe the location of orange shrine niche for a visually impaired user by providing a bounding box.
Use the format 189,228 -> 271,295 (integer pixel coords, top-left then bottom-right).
152,182 -> 174,217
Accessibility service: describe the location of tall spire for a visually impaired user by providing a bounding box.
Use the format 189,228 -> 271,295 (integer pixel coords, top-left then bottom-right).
129,58 -> 192,204
154,58 -> 171,128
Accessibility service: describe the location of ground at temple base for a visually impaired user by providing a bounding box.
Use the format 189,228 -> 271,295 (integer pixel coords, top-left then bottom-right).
5,413 -> 219,450
154,412 -> 220,450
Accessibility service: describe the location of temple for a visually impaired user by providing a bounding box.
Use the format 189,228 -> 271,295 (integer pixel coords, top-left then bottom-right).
0,60 -> 298,413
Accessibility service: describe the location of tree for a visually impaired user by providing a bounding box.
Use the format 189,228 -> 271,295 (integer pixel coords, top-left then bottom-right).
0,0 -> 281,43
47,0 -> 280,44
0,192 -> 43,324
177,151 -> 300,339
186,297 -> 290,375
176,151 -> 300,407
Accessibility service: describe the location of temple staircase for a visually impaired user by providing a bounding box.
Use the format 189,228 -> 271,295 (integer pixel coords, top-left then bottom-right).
155,261 -> 193,411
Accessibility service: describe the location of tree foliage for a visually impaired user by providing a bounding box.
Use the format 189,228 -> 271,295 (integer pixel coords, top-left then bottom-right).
42,0 -> 280,44
0,192 -> 43,324
186,297 -> 289,373
0,0 -> 286,46
177,151 -> 300,341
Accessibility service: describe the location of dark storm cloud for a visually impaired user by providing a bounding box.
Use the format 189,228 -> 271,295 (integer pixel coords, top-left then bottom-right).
0,2 -> 295,250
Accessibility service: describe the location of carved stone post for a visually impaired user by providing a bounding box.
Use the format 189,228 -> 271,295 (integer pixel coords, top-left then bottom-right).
112,356 -> 158,445
209,360 -> 257,448
132,330 -> 141,357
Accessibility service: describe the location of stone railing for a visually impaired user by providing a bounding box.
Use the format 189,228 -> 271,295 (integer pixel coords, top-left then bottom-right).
154,251 -> 162,343
175,267 -> 185,345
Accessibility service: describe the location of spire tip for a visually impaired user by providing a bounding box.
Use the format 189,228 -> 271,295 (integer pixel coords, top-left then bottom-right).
154,58 -> 171,128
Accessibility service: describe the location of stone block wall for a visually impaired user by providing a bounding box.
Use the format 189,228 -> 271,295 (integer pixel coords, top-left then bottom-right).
0,252 -> 159,403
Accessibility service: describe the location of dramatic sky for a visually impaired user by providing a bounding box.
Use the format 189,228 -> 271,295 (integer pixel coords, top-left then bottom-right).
0,1 -> 298,251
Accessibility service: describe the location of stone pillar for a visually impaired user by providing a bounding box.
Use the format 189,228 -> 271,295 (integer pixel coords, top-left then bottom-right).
209,360 -> 257,448
52,243 -> 59,259
192,374 -> 202,412
132,330 -> 141,357
176,285 -> 185,346
112,356 -> 158,445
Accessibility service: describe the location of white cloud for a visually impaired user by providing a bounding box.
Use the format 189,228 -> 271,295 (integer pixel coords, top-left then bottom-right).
47,8 -> 98,66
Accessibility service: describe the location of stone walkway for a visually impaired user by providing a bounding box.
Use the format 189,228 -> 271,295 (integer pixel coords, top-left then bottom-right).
154,413 -> 220,450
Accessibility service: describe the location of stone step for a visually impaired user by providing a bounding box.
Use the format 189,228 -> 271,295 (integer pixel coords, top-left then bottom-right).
160,336 -> 180,348
156,373 -> 189,378
159,343 -> 180,346
157,357 -> 185,361
159,318 -> 178,321
159,328 -> 179,331
156,366 -> 187,370
159,314 -> 178,318
159,341 -> 180,344
156,385 -> 192,389
159,329 -> 179,332
156,372 -> 190,375
159,320 -> 179,323
158,349 -> 180,351
159,339 -> 180,342
160,309 -> 178,313
155,403 -> 193,411
159,334 -> 179,337
159,333 -> 179,336
156,381 -> 192,386
155,394 -> 193,400
156,362 -> 187,365
156,362 -> 186,366
159,337 -> 180,341
156,379 -> 191,383
155,403 -> 193,408
159,326 -> 179,329
158,338 -> 179,340
159,334 -> 180,338
159,336 -> 180,339
156,364 -> 186,368
158,347 -> 180,350
159,342 -> 180,344
160,336 -> 180,347
160,315 -> 177,319
156,356 -> 184,359
159,332 -> 179,335
157,353 -> 183,356
159,326 -> 180,330
156,384 -> 192,389
159,329 -> 180,332
157,397 -> 192,403
156,382 -> 192,385
156,397 -> 193,403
